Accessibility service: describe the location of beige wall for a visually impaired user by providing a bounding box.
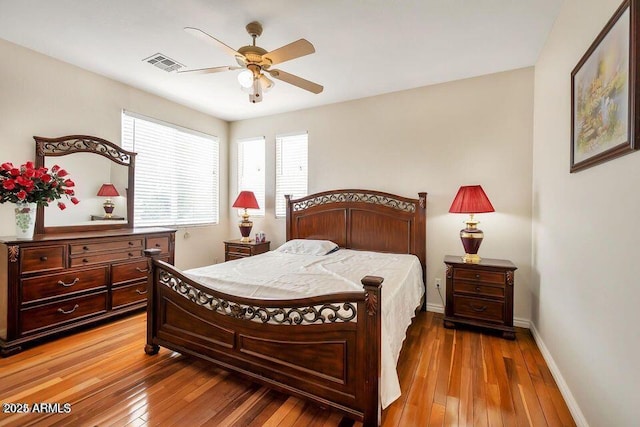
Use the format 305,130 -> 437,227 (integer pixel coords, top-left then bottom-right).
230,68 -> 535,323
532,0 -> 640,425
0,38 -> 230,269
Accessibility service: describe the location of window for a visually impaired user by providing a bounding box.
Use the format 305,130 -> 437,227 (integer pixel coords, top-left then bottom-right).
275,132 -> 308,218
237,137 -> 265,216
122,111 -> 219,227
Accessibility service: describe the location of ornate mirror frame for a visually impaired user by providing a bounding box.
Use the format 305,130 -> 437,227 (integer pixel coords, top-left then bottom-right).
34,135 -> 136,234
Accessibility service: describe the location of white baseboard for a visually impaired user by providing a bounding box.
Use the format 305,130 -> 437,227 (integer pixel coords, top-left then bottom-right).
426,303 -> 530,329
529,322 -> 589,427
513,317 -> 530,328
426,302 -> 444,313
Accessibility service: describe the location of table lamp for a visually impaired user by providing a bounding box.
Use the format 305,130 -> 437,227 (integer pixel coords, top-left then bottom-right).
449,185 -> 494,263
232,191 -> 259,242
97,183 -> 120,218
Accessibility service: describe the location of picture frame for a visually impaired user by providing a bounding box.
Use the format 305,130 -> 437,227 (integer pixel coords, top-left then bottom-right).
571,0 -> 640,172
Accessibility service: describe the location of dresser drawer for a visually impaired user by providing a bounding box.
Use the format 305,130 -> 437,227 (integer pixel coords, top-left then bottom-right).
70,250 -> 143,267
21,266 -> 108,303
146,236 -> 170,254
112,282 -> 147,309
453,296 -> 504,323
453,282 -> 505,299
20,291 -> 108,334
112,259 -> 148,285
453,268 -> 505,285
70,238 -> 143,255
21,246 -> 66,274
226,245 -> 252,255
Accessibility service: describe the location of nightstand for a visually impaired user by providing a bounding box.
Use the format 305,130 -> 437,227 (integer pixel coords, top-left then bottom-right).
224,239 -> 270,261
443,255 -> 517,339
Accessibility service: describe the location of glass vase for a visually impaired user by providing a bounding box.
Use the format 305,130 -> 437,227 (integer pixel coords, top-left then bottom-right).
14,202 -> 37,239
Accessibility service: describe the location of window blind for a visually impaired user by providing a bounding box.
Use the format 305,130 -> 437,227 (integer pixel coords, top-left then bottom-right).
275,132 -> 308,218
122,111 -> 219,227
237,137 -> 266,217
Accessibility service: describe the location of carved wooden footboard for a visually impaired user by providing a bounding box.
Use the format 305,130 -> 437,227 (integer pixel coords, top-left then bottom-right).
144,250 -> 382,425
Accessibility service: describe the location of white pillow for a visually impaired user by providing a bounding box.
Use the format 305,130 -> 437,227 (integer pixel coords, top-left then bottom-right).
275,239 -> 339,256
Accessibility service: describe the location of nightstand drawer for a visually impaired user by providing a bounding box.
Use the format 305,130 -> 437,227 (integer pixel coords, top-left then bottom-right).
227,245 -> 252,255
453,296 -> 504,323
21,246 -> 66,274
226,253 -> 248,261
453,282 -> 505,299
453,268 -> 505,284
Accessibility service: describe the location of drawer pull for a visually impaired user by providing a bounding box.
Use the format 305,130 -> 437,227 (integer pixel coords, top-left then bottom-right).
475,274 -> 480,279
83,246 -> 89,251
57,278 -> 80,287
135,289 -> 148,295
135,267 -> 149,273
469,303 -> 488,312
40,256 -> 48,261
82,258 -> 89,263
155,243 -> 161,248
475,287 -> 481,292
57,304 -> 79,315
128,241 -> 134,246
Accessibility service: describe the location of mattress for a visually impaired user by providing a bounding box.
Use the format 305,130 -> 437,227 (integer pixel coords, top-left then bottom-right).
184,248 -> 425,408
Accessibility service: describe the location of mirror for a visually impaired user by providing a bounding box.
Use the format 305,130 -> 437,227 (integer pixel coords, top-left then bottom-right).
34,135 -> 136,234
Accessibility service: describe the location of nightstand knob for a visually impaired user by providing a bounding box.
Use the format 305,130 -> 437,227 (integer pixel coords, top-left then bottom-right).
475,274 -> 480,279
475,286 -> 481,292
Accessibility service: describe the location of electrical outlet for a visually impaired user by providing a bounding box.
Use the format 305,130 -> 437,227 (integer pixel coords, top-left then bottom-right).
435,278 -> 442,289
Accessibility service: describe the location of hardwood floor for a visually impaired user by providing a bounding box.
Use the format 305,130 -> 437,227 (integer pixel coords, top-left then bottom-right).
0,311 -> 575,426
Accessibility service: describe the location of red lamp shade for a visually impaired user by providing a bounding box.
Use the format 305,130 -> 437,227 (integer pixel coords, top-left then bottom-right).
449,185 -> 494,263
448,185 -> 494,214
232,191 -> 259,209
97,183 -> 120,197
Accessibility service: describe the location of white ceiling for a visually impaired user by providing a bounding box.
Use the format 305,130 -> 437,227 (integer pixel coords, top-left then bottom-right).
0,0 -> 562,122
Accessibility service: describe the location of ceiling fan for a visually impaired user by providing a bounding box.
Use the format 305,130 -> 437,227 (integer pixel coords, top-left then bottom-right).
179,21 -> 323,103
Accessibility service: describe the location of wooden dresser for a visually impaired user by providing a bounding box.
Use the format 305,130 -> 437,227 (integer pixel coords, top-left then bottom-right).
0,227 -> 175,356
443,255 -> 517,339
224,239 -> 270,261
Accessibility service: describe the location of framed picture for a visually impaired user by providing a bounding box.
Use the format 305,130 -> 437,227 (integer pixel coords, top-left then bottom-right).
571,0 -> 640,172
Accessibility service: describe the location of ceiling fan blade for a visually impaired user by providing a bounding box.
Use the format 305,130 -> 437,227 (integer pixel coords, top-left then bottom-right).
263,39 -> 315,65
177,65 -> 241,75
184,27 -> 244,59
268,69 -> 323,94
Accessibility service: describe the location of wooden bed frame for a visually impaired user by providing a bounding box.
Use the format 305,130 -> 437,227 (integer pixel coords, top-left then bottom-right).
144,189 -> 427,426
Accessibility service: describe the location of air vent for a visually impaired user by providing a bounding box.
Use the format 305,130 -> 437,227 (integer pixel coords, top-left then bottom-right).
143,53 -> 184,72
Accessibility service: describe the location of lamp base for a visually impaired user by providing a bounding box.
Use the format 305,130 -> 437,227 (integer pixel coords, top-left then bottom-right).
239,219 -> 253,243
461,253 -> 481,264
103,200 -> 115,219
460,222 -> 484,264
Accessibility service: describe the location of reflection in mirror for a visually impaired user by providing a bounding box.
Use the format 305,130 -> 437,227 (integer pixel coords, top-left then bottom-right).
34,135 -> 135,234
43,153 -> 128,226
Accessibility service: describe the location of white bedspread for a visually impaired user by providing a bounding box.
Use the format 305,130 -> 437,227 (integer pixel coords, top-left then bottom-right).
184,249 -> 424,408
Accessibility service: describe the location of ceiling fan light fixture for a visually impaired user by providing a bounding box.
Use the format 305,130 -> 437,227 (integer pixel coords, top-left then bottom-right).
259,74 -> 275,92
237,69 -> 254,88
249,78 -> 263,103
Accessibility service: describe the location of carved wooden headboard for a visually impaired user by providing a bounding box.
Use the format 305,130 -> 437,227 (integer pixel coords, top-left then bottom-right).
285,189 -> 427,282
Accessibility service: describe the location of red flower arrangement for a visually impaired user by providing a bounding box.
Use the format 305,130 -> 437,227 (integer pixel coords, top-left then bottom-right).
0,161 -> 80,209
